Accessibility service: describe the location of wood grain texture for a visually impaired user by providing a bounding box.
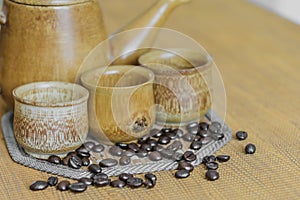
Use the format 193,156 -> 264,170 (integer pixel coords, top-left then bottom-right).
0,0 -> 300,199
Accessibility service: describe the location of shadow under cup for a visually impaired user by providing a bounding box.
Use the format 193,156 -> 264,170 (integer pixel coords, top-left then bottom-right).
81,65 -> 155,144
138,49 -> 213,126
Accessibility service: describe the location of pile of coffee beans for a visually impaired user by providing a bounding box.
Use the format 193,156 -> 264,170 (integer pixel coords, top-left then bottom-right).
30,173 -> 157,192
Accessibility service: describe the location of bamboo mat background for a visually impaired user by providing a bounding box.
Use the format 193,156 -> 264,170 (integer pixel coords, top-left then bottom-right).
0,0 -> 300,199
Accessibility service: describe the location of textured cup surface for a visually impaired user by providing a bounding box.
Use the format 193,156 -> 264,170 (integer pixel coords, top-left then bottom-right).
139,49 -> 212,126
13,82 -> 89,159
81,65 -> 155,144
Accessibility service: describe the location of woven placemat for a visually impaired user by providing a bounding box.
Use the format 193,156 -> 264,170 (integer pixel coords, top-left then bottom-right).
1,109 -> 231,180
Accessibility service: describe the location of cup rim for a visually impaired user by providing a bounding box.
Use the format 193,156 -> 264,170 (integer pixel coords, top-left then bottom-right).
12,81 -> 89,107
80,65 -> 155,90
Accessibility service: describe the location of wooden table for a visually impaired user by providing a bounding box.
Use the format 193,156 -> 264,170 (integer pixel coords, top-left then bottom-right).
1,0 -> 299,199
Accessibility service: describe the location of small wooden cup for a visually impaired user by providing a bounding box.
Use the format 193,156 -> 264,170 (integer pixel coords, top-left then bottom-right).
12,82 -> 89,159
81,65 -> 155,144
139,49 -> 213,126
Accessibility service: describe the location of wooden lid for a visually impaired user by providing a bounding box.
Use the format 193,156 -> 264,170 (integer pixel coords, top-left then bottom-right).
9,0 -> 90,6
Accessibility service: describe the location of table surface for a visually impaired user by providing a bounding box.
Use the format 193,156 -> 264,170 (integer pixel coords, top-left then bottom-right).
1,0 -> 299,199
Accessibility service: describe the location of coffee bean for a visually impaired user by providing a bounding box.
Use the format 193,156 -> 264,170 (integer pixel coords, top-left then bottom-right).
146,139 -> 158,148
110,180 -> 126,188
182,133 -> 195,142
68,155 -> 82,169
166,131 -> 177,140
122,149 -> 135,157
158,135 -> 171,145
148,151 -> 162,161
109,146 -> 123,156
145,173 -> 157,182
166,141 -> 183,152
216,155 -> 230,162
47,176 -> 58,186
137,135 -> 149,144
183,151 -> 196,162
205,169 -> 219,181
128,143 -> 139,152
187,126 -> 199,135
202,155 -> 216,164
178,161 -> 194,172
140,143 -> 152,152
88,164 -> 102,174
186,122 -> 198,130
209,121 -> 222,132
84,141 -> 95,151
161,127 -> 172,133
200,136 -> 213,145
236,131 -> 248,140
115,142 -> 129,150
205,162 -> 219,170
153,145 -> 164,152
79,177 -> 93,186
92,173 -> 108,180
119,173 -> 133,182
149,128 -> 161,138
175,169 -> 190,179
136,149 -> 148,158
199,122 -> 209,131
30,181 -> 48,191
99,158 -> 118,167
119,155 -> 131,165
76,146 -> 90,157
173,128 -> 184,138
81,157 -> 90,166
144,173 -> 157,189
48,155 -> 61,164
197,129 -> 210,138
92,144 -> 105,153
190,140 -> 202,150
61,155 -> 71,166
212,132 -> 225,140
68,182 -> 87,193
127,177 -> 144,188
57,180 -> 70,191
93,178 -> 111,187
245,143 -> 256,154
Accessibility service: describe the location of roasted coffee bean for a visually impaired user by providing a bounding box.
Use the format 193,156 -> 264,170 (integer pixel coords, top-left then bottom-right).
160,149 -> 175,159
88,164 -> 102,174
148,151 -> 162,161
145,173 -> 157,182
245,143 -> 256,154
68,182 -> 87,193
92,144 -> 105,153
206,169 -> 219,181
175,169 -> 190,179
81,157 -> 90,166
153,145 -> 164,152
115,142 -> 129,150
110,180 -> 126,188
119,173 -> 133,182
122,149 -> 135,157
166,131 -> 177,140
93,178 -> 111,187
61,155 -> 71,166
149,128 -> 161,138
119,155 -> 131,165
187,126 -> 199,135
186,122 -> 198,130
146,139 -> 158,148
209,121 -> 222,132
140,143 -> 152,152
158,135 -> 171,145
68,155 -> 82,169
200,136 -> 213,145
109,146 -> 123,156
76,146 -> 90,157
166,141 -> 183,151
47,176 -> 58,186
199,122 -> 210,131
236,131 -> 248,140
48,155 -> 61,164
161,127 -> 172,133
182,151 -> 196,162
127,177 -> 144,188
197,129 -> 210,138
172,152 -> 184,161
137,135 -> 149,144
178,161 -> 194,172
91,173 -> 108,180
57,180 -> 70,191
84,141 -> 95,151
216,155 -> 230,162
202,155 -> 216,164
205,162 -> 219,170
212,132 -> 224,140
136,149 -> 148,158
99,158 -> 118,167
30,181 -> 48,191
190,140 -> 202,150
173,128 -> 184,138
128,143 -> 139,152
79,177 -> 93,186
182,133 -> 196,142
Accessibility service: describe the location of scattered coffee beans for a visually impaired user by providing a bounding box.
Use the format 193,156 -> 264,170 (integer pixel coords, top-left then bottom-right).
236,131 -> 248,140
205,169 -> 219,181
57,180 -> 70,191
30,181 -> 48,191
175,169 -> 190,179
216,155 -> 230,162
68,182 -> 87,193
245,143 -> 256,154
